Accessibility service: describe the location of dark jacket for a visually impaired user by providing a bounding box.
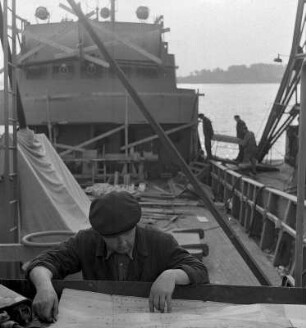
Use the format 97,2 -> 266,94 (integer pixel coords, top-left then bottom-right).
26,226 -> 209,285
236,119 -> 247,139
202,117 -> 214,139
240,130 -> 257,162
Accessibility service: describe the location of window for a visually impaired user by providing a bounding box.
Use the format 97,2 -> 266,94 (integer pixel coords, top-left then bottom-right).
52,62 -> 74,78
25,65 -> 48,79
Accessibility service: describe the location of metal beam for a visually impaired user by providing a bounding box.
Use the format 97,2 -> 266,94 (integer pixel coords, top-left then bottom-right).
67,0 -> 271,286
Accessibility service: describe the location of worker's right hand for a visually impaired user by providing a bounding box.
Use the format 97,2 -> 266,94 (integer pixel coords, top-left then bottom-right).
32,286 -> 58,323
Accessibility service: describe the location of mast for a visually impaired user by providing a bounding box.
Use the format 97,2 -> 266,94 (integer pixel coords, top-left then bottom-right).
110,0 -> 115,23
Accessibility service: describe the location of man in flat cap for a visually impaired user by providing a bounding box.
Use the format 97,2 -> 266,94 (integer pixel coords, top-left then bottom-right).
26,191 -> 209,322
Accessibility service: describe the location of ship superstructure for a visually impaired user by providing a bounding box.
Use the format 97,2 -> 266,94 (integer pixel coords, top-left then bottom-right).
16,4 -> 198,179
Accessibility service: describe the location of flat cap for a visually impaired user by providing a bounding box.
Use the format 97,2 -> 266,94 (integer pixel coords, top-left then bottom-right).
89,191 -> 141,236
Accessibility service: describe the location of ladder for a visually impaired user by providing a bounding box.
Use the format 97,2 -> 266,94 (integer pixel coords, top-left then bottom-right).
0,0 -> 20,245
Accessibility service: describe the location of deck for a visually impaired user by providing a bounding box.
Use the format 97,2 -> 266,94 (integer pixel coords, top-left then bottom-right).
135,181 -> 282,286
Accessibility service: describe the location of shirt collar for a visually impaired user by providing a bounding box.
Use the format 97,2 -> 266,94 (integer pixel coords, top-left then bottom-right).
95,226 -> 149,258
105,247 -> 134,260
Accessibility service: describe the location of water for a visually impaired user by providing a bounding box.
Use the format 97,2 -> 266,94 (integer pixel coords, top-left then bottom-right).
179,83 -> 285,161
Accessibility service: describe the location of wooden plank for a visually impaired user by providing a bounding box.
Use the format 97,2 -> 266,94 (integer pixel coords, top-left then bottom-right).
141,207 -> 181,215
18,27 -> 75,64
140,200 -> 199,207
24,30 -> 109,68
54,143 -> 86,152
120,122 -> 195,151
213,134 -> 240,144
54,41 -> 119,60
1,280 -> 305,304
60,125 -> 124,157
171,232 -> 200,247
91,21 -> 163,66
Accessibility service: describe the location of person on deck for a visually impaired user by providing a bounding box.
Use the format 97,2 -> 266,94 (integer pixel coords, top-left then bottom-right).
198,113 -> 214,159
239,126 -> 257,174
234,115 -> 247,162
26,191 -> 209,322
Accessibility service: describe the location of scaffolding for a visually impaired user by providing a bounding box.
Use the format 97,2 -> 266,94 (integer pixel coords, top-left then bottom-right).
0,0 -> 21,246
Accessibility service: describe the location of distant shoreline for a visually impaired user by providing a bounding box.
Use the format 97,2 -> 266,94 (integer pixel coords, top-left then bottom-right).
178,63 -> 285,85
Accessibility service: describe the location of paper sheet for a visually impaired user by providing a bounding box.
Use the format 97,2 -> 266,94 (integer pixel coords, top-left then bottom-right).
196,215 -> 209,222
51,288 -> 306,328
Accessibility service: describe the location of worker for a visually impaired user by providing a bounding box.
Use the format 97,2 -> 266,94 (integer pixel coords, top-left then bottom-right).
198,113 -> 214,159
26,191 -> 209,322
239,126 -> 257,174
234,115 -> 247,162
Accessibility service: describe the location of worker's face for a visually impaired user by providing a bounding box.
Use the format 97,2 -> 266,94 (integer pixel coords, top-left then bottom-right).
103,227 -> 136,254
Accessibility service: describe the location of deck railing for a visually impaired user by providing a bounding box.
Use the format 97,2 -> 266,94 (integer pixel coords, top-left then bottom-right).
210,161 -> 306,283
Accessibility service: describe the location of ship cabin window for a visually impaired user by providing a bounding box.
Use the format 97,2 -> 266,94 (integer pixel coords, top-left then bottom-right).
52,62 -> 74,79
80,62 -> 104,78
25,65 -> 48,79
136,66 -> 159,79
121,66 -> 133,77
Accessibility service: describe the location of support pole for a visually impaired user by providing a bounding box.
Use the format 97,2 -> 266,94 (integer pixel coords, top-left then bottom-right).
67,0 -> 271,286
46,92 -> 53,143
295,60 -> 306,287
124,94 -> 129,158
0,2 -> 27,128
3,0 -> 10,232
110,0 -> 115,23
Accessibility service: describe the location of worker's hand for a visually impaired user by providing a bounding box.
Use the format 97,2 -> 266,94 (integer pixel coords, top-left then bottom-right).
149,270 -> 176,313
32,286 -> 58,323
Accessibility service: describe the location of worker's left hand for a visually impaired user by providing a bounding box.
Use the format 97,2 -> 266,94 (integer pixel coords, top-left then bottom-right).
149,270 -> 176,313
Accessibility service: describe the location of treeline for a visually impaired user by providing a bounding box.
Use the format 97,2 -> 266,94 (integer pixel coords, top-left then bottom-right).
178,63 -> 285,83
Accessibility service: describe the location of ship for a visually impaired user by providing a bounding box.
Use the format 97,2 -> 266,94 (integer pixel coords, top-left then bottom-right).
14,2 -> 199,181
0,1 -> 305,325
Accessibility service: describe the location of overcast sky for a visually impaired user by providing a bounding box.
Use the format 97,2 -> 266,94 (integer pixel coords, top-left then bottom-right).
2,0 -> 300,76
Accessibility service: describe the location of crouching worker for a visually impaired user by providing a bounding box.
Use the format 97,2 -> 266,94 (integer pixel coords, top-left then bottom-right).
26,191 -> 209,322
239,126 -> 258,175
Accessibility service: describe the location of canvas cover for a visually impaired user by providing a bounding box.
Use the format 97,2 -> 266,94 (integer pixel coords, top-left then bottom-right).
7,128 -> 90,236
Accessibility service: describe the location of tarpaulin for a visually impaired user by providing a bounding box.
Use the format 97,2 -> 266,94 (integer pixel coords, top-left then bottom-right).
17,128 -> 90,236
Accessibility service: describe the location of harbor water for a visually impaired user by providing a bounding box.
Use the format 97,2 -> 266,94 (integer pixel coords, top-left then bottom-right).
180,83 -> 288,161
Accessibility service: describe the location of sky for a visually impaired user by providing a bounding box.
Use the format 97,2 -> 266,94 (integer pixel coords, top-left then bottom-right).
0,0 -> 299,77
